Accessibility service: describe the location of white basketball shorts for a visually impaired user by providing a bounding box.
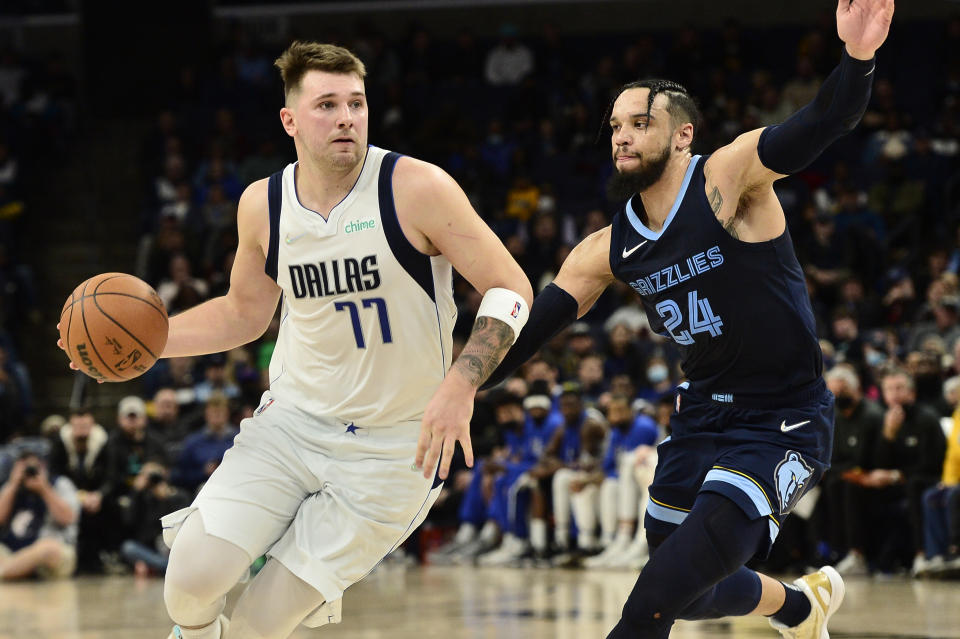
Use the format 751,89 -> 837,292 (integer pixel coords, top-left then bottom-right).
161,392 -> 441,604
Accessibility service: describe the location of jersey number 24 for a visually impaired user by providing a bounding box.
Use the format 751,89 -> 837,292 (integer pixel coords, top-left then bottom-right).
655,290 -> 723,345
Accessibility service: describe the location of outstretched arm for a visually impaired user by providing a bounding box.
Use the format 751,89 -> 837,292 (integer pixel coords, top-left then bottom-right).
483,227 -> 617,389
712,0 -> 894,190
162,179 -> 282,357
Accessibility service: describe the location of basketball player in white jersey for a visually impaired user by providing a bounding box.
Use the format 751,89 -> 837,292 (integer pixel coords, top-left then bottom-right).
126,42 -> 529,639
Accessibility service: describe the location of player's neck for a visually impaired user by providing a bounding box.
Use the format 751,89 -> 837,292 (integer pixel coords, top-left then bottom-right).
294,151 -> 366,217
638,153 -> 692,232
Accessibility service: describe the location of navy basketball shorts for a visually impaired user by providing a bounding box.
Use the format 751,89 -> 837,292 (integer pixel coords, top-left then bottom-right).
645,381 -> 835,558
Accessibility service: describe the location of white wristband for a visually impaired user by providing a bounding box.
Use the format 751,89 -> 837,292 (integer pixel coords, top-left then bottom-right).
476,287 -> 529,344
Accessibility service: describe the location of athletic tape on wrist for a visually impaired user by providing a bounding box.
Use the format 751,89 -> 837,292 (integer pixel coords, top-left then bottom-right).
476,287 -> 529,344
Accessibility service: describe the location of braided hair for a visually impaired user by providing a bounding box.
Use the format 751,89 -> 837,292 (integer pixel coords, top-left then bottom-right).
598,79 -> 702,145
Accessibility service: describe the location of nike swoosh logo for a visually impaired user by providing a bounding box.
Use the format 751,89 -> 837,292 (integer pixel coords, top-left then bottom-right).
622,240 -> 648,258
285,232 -> 308,244
780,420 -> 811,433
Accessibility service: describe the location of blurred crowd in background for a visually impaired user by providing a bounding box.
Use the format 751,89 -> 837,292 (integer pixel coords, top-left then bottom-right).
1,12 -> 960,582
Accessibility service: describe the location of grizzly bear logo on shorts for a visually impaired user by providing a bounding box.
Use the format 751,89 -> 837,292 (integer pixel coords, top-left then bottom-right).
774,450 -> 813,515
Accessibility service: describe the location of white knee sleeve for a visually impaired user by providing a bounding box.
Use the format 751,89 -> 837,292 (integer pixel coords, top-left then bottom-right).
228,558 -> 332,639
163,510 -> 252,627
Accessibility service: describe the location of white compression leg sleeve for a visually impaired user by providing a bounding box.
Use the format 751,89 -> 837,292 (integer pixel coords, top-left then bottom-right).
227,558 -> 329,639
164,511 -> 253,628
552,468 -> 575,548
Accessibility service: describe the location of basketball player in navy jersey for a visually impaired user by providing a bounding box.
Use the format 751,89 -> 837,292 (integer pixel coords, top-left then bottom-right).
482,2 -> 894,637
61,42 -> 532,639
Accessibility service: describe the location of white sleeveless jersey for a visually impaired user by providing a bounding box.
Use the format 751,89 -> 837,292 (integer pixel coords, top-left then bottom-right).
265,146 -> 456,426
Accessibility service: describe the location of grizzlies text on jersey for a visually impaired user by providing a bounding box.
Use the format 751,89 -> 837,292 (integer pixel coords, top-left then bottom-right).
609,155 -> 822,403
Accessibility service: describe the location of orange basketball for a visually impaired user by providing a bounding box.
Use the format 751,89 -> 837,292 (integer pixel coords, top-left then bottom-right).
59,273 -> 169,382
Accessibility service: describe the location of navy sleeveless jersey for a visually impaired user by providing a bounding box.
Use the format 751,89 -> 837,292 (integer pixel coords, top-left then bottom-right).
609,155 -> 822,403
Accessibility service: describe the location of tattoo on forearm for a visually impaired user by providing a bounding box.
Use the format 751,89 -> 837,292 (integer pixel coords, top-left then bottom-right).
708,186 -> 723,215
452,316 -> 515,386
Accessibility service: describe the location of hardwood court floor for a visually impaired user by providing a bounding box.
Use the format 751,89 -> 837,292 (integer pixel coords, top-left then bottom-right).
1,566 -> 958,638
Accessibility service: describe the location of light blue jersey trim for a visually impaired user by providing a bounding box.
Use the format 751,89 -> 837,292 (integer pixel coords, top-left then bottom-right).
768,519 -> 781,545
703,469 -> 773,517
646,500 -> 688,525
625,155 -> 701,240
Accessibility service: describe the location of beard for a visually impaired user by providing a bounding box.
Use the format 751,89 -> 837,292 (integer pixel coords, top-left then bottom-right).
606,144 -> 671,202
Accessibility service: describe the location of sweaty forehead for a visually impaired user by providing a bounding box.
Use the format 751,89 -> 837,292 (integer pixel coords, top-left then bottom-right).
612,88 -> 670,120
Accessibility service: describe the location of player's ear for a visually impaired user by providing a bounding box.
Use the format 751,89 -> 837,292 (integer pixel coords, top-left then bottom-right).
279,107 -> 297,137
675,122 -> 694,152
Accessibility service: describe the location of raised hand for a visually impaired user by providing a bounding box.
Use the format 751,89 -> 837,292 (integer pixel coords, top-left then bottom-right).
837,0 -> 895,60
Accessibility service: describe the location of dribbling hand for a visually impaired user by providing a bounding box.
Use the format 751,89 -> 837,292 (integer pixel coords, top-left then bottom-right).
415,373 -> 475,481
837,0 -> 895,60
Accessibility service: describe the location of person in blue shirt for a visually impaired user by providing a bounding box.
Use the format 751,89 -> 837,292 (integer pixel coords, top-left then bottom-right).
173,394 -> 238,495
476,382 -> 564,565
585,395 -> 660,569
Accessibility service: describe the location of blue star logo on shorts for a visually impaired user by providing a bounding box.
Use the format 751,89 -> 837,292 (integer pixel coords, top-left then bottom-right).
345,423 -> 359,435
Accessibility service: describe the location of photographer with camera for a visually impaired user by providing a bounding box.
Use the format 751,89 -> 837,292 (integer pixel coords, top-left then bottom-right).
119,459 -> 189,577
0,450 -> 79,580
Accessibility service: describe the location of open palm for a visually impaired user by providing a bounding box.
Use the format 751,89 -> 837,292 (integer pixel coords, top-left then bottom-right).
837,0 -> 895,59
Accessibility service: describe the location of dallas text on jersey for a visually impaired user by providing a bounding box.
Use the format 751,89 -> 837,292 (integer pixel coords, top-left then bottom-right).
288,256 -> 381,299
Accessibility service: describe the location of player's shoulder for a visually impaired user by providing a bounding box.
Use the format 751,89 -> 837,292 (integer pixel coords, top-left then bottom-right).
572,225 -> 613,260
239,176 -> 270,206
392,155 -> 462,199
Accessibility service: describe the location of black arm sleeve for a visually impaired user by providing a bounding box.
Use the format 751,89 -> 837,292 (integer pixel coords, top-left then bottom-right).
758,49 -> 875,175
480,283 -> 579,390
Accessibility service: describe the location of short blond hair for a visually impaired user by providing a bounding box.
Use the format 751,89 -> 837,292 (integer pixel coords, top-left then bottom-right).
274,41 -> 366,103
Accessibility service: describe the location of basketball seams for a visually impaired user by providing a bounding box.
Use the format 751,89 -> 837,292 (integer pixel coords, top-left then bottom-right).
91,277 -> 161,362
79,279 -> 121,380
74,292 -> 166,316
61,292 -> 166,317
63,273 -> 168,382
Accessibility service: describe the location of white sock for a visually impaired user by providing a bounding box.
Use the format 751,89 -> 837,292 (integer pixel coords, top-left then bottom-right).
480,520 -> 499,543
176,618 -> 221,639
530,518 -> 548,551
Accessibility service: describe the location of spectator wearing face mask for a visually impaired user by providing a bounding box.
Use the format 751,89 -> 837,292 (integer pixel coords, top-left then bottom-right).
816,366 -> 882,564
637,354 -> 673,403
